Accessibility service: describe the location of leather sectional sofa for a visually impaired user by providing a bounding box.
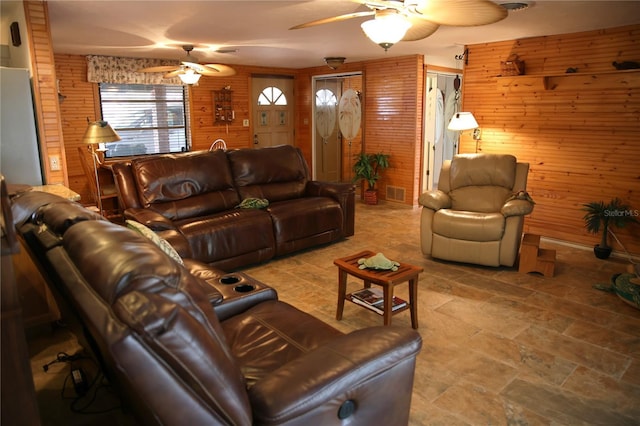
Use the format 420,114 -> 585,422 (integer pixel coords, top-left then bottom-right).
11,191 -> 422,425
111,145 -> 356,271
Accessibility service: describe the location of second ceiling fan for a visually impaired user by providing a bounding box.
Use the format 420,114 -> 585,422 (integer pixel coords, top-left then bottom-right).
291,0 -> 509,50
138,45 -> 236,84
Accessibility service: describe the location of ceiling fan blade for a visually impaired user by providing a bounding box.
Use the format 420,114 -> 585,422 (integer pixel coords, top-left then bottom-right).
416,0 -> 507,26
163,70 -> 184,78
199,64 -> 237,77
290,11 -> 374,30
402,17 -> 439,41
138,65 -> 180,73
214,48 -> 238,54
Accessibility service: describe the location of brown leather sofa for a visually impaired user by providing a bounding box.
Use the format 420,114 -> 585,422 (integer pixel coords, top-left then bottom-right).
419,153 -> 534,267
12,191 -> 422,426
111,145 -> 355,271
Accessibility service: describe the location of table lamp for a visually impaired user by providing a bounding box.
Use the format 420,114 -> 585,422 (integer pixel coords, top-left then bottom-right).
82,120 -> 121,215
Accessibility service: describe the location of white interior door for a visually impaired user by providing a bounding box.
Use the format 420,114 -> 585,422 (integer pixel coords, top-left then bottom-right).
251,76 -> 294,148
422,72 -> 461,191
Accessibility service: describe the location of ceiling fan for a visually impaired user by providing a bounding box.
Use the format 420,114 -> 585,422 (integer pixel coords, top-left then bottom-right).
138,45 -> 236,84
290,0 -> 508,50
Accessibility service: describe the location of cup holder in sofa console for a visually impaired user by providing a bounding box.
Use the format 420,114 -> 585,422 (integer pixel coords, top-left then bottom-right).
220,275 -> 240,285
234,284 -> 255,293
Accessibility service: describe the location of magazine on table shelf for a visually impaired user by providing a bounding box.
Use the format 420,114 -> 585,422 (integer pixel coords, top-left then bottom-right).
350,287 -> 407,315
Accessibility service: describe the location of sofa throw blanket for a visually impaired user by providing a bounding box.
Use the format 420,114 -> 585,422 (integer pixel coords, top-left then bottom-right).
236,198 -> 269,209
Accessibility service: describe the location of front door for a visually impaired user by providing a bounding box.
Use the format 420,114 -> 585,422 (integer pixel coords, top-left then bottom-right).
251,76 -> 294,148
314,79 -> 341,181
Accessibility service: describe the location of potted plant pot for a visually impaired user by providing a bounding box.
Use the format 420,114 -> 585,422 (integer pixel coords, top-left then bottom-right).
593,245 -> 612,259
364,189 -> 378,205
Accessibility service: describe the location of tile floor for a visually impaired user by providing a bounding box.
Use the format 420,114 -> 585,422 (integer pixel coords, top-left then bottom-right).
28,201 -> 640,425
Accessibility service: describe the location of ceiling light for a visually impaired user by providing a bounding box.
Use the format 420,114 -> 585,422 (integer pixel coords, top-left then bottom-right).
361,10 -> 411,51
500,2 -> 530,11
324,57 -> 346,70
179,69 -> 201,85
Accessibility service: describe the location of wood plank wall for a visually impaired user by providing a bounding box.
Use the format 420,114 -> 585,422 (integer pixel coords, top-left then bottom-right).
461,24 -> 640,256
23,1 -> 67,185
363,56 -> 424,204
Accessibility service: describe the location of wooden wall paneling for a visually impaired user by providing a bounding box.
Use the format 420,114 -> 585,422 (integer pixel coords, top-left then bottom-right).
54,53 -> 100,204
461,25 -> 640,256
24,1 -> 67,185
363,55 -> 423,204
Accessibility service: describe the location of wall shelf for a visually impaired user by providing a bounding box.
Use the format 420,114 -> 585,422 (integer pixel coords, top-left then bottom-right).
212,88 -> 234,124
497,69 -> 640,92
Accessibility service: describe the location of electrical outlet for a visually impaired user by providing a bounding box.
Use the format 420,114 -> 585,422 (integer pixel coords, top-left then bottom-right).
49,155 -> 61,171
242,119 -> 249,127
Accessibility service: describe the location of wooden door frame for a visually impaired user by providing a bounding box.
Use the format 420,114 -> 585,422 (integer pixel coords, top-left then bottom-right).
311,72 -> 363,180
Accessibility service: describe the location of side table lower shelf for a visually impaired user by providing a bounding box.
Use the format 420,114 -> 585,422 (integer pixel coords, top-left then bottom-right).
347,290 -> 409,316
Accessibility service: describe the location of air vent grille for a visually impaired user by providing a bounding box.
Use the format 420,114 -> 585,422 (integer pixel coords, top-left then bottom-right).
386,185 -> 406,202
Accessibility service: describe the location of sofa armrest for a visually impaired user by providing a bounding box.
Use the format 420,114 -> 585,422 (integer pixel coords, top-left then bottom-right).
249,326 -> 422,424
306,181 -> 356,237
501,199 -> 534,217
418,190 -> 451,211
124,208 -> 176,231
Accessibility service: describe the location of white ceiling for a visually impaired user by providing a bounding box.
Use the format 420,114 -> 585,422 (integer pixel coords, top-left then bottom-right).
45,0 -> 640,69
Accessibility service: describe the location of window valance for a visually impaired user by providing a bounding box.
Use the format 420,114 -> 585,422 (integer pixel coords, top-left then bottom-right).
86,55 -> 182,85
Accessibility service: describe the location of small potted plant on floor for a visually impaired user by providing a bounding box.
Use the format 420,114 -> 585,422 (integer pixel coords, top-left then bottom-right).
352,152 -> 390,205
582,197 -> 638,259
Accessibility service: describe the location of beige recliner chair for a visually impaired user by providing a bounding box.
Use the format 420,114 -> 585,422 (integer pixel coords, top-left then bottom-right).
419,153 -> 534,267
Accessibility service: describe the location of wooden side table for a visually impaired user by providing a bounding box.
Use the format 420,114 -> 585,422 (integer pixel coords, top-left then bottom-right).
335,250 -> 423,329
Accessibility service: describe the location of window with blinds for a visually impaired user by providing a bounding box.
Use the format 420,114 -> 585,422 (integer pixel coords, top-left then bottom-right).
99,83 -> 189,158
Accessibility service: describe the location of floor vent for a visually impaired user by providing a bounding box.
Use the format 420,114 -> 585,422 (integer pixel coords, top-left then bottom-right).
386,185 -> 405,202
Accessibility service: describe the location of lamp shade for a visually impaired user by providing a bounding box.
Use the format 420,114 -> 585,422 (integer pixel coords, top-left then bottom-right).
179,69 -> 201,85
447,112 -> 479,131
361,10 -> 411,51
82,121 -> 121,144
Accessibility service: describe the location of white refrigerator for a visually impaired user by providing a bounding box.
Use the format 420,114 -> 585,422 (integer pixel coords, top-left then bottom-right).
0,66 -> 44,186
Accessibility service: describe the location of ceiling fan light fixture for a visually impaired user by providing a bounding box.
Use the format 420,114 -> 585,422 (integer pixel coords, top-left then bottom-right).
179,69 -> 201,85
361,10 -> 411,51
324,57 -> 346,70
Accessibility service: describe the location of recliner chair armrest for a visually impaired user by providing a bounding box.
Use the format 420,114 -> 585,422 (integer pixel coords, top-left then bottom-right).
306,181 -> 356,237
418,190 -> 451,211
501,199 -> 534,217
306,181 -> 355,202
123,208 -> 176,231
249,326 -> 422,424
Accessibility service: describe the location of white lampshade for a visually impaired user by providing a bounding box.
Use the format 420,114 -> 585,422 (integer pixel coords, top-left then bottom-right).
448,112 -> 479,131
179,69 -> 202,85
361,10 -> 411,51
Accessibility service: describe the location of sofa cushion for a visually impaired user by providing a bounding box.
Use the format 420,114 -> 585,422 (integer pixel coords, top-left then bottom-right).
449,154 -> 516,190
450,186 -> 512,213
62,221 -> 225,317
267,197 -> 343,256
114,290 -> 252,425
220,300 -> 343,387
227,145 -> 308,202
174,209 -> 275,266
433,209 -> 505,241
131,150 -> 240,220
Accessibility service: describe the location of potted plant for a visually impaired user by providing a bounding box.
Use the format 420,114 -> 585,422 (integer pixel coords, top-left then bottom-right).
352,152 -> 390,205
582,197 -> 638,259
